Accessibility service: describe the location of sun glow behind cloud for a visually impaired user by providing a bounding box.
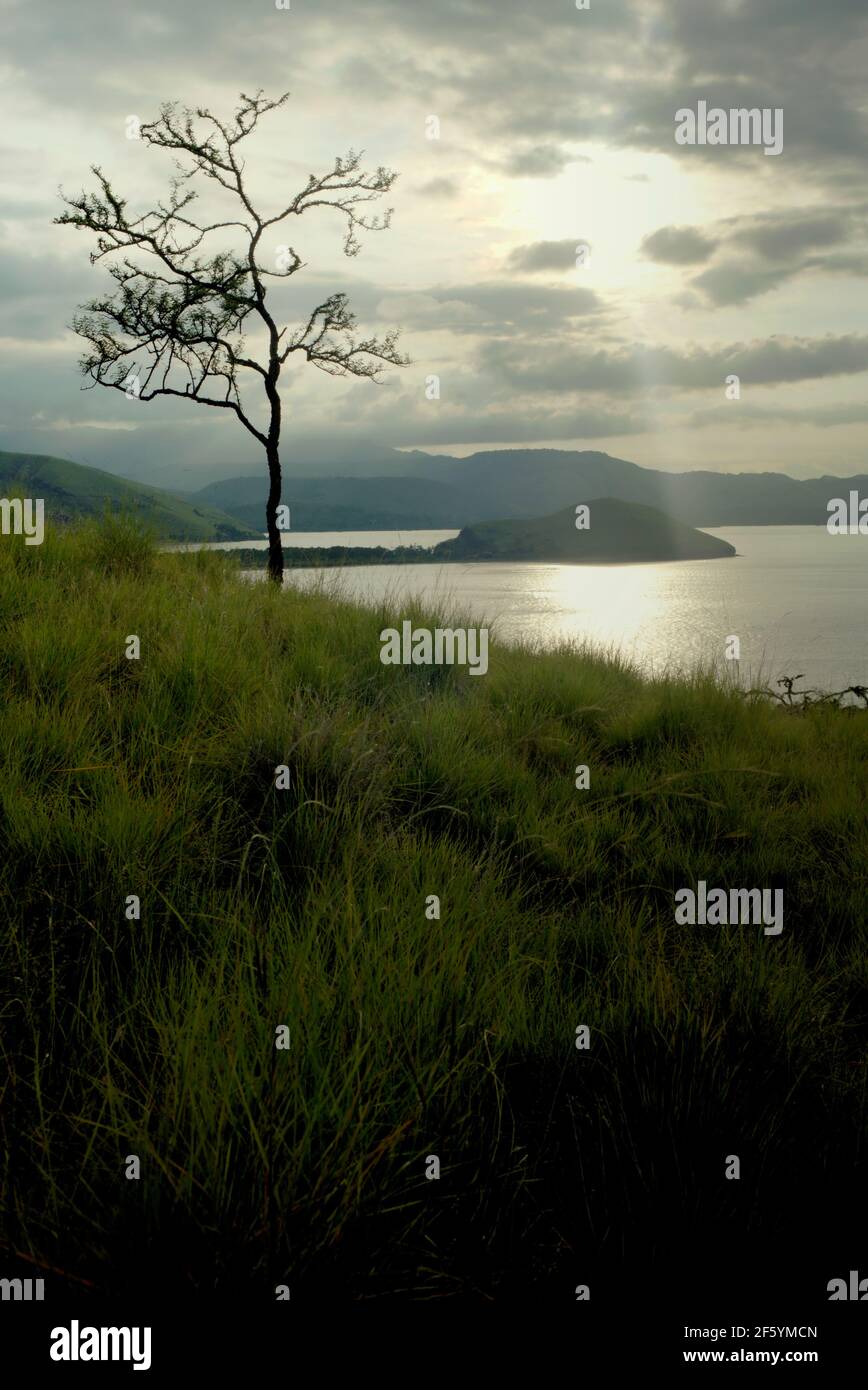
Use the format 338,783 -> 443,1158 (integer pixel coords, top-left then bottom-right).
2,0 -> 868,477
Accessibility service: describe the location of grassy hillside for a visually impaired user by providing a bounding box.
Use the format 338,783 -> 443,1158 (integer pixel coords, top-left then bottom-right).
0,518 -> 864,1302
434,498 -> 737,562
0,449 -> 260,540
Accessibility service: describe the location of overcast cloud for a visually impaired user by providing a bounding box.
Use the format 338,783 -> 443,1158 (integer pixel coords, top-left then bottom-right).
2,0 -> 868,482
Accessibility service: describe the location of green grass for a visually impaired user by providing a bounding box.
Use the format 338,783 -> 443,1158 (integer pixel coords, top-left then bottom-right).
0,517 -> 865,1300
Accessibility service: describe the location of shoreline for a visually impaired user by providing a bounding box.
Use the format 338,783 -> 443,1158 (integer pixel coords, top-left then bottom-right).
199,544 -> 740,569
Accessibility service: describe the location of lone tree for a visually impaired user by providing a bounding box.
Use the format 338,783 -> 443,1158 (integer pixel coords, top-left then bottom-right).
56,90 -> 408,583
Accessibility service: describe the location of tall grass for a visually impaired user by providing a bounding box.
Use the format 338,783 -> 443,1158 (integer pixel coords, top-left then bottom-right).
1,518 -> 865,1300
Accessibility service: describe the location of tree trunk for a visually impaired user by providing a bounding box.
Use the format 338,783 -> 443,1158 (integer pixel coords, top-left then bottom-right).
265,442 -> 284,585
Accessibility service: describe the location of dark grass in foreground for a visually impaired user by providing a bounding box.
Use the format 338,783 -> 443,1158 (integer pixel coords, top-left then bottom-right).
1,518 -> 866,1302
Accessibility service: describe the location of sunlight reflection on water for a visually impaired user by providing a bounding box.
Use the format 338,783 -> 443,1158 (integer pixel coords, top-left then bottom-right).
231,526 -> 867,691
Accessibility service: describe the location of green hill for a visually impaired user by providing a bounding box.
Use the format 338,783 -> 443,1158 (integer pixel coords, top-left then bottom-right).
432,498 -> 737,563
0,449 -> 259,541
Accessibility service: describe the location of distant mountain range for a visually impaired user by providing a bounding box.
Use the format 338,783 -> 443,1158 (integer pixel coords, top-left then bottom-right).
189,448 -> 868,531
432,499 -> 736,563
0,451 -> 259,541
5,445 -> 863,540
191,473 -> 466,531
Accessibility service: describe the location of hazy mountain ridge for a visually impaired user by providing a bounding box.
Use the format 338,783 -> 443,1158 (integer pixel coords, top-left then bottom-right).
7,446 -> 863,538
190,449 -> 867,530
193,473 -> 468,530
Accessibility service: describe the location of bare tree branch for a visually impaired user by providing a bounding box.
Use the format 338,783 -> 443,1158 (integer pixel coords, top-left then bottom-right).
55,91 -> 409,582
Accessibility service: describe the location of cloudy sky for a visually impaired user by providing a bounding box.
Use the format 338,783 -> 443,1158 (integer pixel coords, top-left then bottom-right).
2,0 -> 868,487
